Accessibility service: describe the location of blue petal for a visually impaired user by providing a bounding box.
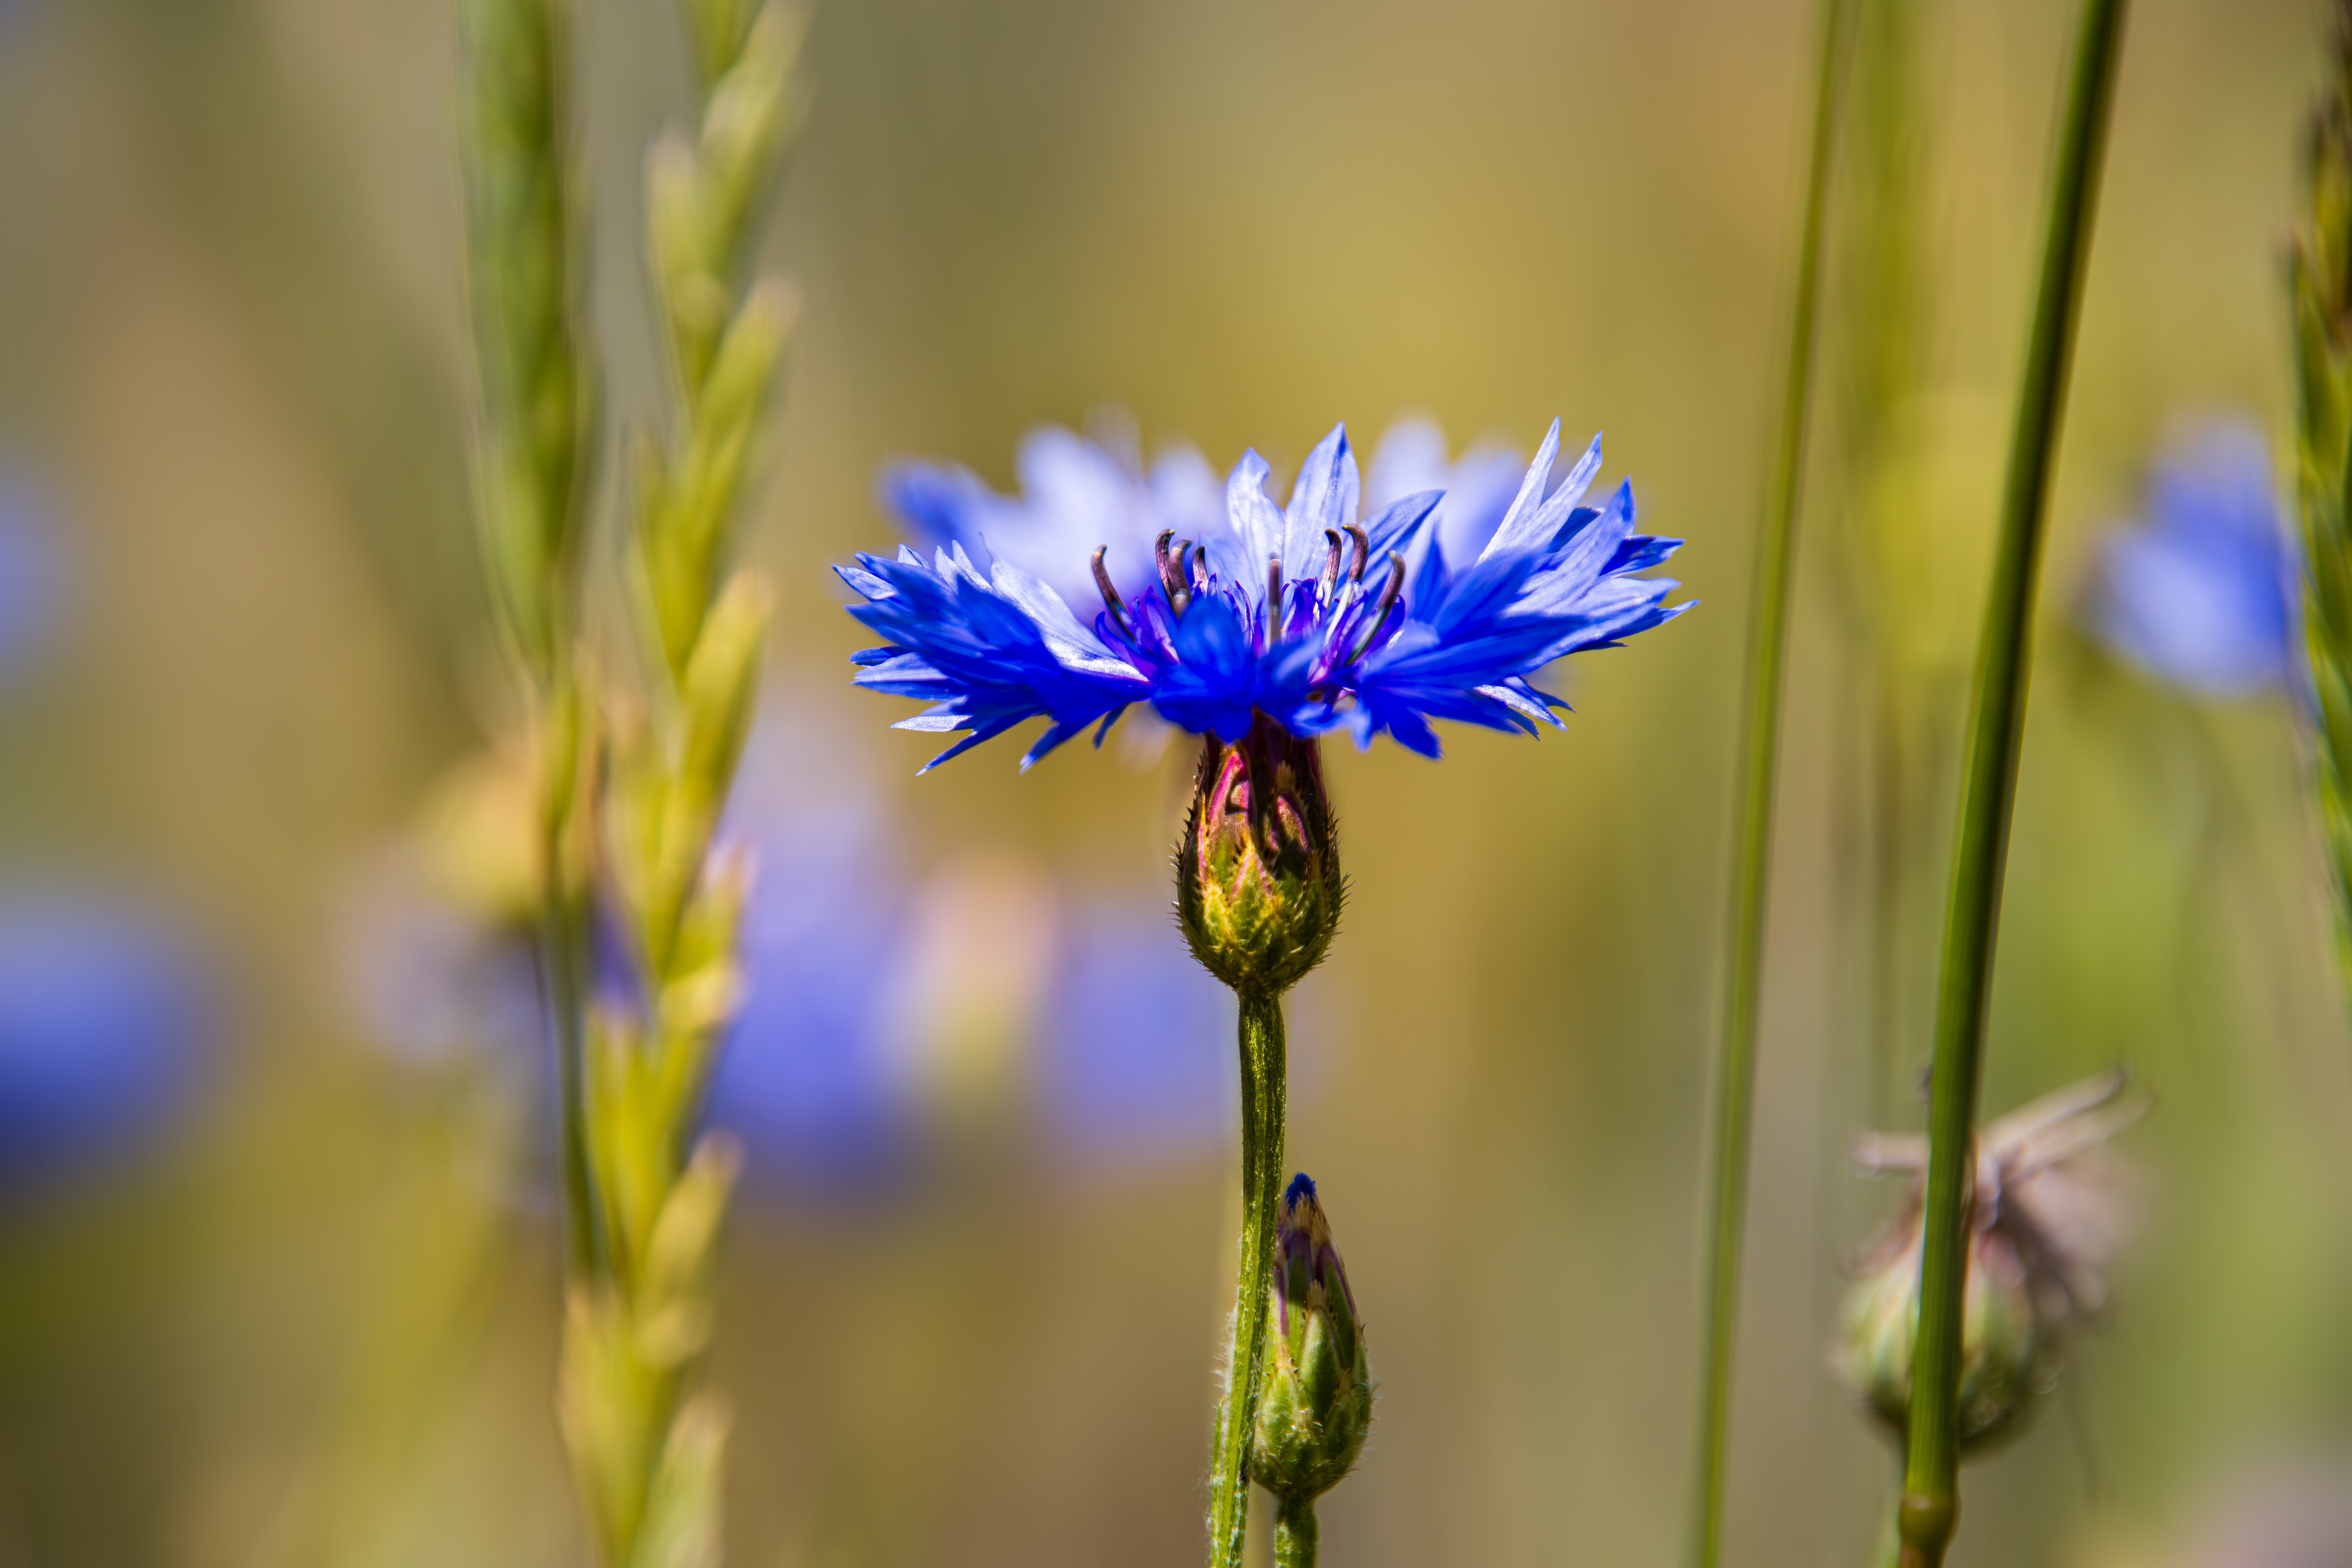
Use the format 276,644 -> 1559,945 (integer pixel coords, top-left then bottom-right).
1226,451 -> 1287,591
1282,423 -> 1360,578
1361,490 -> 1443,563
1482,426 -> 1606,562
1151,593 -> 1259,739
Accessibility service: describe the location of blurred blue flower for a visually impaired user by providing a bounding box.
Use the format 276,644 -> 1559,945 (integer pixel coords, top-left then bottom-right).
705,784 -> 915,1199
348,696 -> 1253,1202
0,888 -> 212,1192
341,857 -> 543,1070
1366,417 -> 1530,573
0,475 -> 63,685
882,422 -> 1227,618
840,419 -> 1690,767
1035,900 -> 1235,1170
2082,420 -> 2297,699
709,694 -> 1249,1195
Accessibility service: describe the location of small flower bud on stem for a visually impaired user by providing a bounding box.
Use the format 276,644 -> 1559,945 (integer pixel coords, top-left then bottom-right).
1248,1174 -> 1373,1568
1252,1175 -> 1372,1499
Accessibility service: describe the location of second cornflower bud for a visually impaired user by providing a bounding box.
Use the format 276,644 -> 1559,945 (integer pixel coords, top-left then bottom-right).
1251,1173 -> 1374,1502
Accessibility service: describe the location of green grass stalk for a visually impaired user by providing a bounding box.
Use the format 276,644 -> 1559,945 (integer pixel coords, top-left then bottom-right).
457,0 -> 597,1279
461,0 -> 800,1560
1896,1 -> 2126,1563
1687,0 -> 1854,1562
2292,2 -> 2352,999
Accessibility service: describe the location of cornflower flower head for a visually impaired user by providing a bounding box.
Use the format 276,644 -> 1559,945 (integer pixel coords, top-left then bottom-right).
841,419 -> 1690,769
1838,1071 -> 2149,1453
2083,420 -> 2297,699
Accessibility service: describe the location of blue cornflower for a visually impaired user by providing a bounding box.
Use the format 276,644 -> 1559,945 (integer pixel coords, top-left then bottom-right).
2082,420 -> 2297,699
842,419 -> 1690,766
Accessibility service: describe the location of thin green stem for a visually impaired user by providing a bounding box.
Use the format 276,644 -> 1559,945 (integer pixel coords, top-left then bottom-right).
1897,1 -> 2126,1564
1209,991 -> 1288,1568
1273,1496 -> 1318,1568
1688,0 -> 1853,1562
532,670 -> 602,1283
538,867 -> 596,1279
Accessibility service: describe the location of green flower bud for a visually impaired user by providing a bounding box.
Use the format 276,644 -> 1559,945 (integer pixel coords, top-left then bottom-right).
1836,1212 -> 2057,1454
1250,1174 -> 1373,1501
1177,717 -> 1342,997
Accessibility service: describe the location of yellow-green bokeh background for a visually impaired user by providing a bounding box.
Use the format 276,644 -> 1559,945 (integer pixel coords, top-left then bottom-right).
0,0 -> 2341,1565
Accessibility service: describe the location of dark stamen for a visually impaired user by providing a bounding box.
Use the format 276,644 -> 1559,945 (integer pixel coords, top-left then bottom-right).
1345,524 -> 1371,583
1349,555 -> 1407,664
1092,546 -> 1132,636
1266,555 -> 1284,625
1320,529 -> 1343,600
1155,530 -> 1190,611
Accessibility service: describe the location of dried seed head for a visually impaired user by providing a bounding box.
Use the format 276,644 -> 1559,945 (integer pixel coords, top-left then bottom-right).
1836,1071 -> 2149,1455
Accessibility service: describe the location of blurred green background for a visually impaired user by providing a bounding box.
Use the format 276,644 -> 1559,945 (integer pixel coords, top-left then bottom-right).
0,0 -> 2340,1565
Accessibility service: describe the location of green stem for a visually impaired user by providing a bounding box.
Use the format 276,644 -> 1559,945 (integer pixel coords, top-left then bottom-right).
1688,0 -> 1854,1563
1209,991 -> 1288,1568
537,678 -> 602,1284
1273,1495 -> 1318,1568
1897,1 -> 2126,1563
539,863 -> 596,1280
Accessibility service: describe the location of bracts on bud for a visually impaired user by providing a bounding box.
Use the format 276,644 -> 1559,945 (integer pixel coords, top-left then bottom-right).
1177,715 -> 1343,999
1251,1174 -> 1374,1504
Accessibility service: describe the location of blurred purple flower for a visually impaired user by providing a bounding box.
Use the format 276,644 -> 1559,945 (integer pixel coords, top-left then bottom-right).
339,854 -> 543,1070
2082,420 -> 2297,699
346,695 -> 1249,1203
0,887 -> 212,1192
881,421 -> 1227,620
694,693 -> 913,1197
1365,417 -> 1531,576
1035,900 -> 1235,1170
709,697 -> 1243,1195
0,476 -> 62,685
705,807 -> 915,1197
